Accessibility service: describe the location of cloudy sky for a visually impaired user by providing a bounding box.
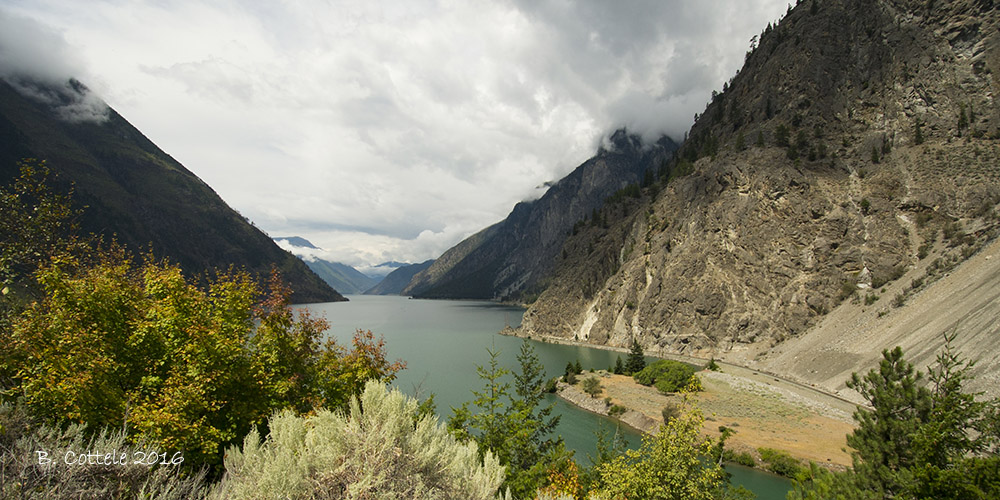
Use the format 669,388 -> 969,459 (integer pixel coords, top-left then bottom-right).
1,0 -> 787,274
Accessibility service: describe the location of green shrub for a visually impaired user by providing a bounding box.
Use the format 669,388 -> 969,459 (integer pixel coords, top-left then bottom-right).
214,381 -> 505,500
838,279 -> 857,301
915,211 -> 932,227
544,377 -> 558,393
758,447 -> 804,477
918,243 -> 931,259
662,403 -> 680,423
582,376 -> 603,398
632,367 -> 658,386
892,293 -> 906,308
723,449 -> 756,468
634,360 -> 697,393
609,405 -> 627,417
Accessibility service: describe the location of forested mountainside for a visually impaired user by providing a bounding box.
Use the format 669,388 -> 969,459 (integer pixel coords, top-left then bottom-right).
0,79 -> 342,303
403,130 -> 678,300
517,0 -> 1000,397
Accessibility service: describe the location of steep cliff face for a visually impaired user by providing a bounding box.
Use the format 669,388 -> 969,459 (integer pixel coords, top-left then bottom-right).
403,131 -> 678,300
519,0 -> 1000,368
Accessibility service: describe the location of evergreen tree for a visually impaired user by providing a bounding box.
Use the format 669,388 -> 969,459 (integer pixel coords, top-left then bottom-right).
509,340 -> 563,483
449,343 -> 571,498
846,346 -> 931,496
775,124 -> 790,147
614,356 -> 625,375
574,359 -> 583,374
626,340 -> 646,374
792,336 -> 1000,499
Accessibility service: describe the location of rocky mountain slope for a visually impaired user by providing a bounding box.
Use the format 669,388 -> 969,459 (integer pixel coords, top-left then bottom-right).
0,79 -> 344,303
402,130 -> 678,300
365,259 -> 434,295
517,0 -> 1000,395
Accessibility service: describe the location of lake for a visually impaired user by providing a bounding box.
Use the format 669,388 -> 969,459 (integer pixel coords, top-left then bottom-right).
305,294 -> 791,499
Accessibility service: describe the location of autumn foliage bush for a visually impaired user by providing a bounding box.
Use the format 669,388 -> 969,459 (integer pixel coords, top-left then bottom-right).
0,162 -> 404,469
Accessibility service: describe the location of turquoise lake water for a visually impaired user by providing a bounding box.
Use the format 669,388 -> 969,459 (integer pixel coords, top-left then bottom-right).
305,294 -> 791,499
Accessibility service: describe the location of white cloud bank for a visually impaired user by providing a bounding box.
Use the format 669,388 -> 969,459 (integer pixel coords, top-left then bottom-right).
1,0 -> 788,269
0,9 -> 108,122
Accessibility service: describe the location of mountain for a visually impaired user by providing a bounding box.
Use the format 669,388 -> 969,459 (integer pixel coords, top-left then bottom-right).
402,130 -> 678,300
273,236 -> 378,294
364,259 -> 435,295
274,236 -> 320,249
0,78 -> 344,303
516,0 -> 1000,399
303,259 -> 378,295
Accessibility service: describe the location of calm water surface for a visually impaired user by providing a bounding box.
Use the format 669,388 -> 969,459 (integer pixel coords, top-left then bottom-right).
304,295 -> 790,499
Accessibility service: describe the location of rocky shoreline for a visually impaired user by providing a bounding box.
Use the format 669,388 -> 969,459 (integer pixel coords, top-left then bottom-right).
555,377 -> 658,435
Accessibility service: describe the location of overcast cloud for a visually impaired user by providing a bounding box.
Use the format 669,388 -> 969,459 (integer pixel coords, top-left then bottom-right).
0,0 -> 787,270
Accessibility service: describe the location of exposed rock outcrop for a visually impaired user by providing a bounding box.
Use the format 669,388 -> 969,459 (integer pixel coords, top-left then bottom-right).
518,0 -> 1000,396
403,131 -> 678,300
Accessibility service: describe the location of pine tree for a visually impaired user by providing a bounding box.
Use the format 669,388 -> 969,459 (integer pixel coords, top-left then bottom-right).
614,356 -> 625,375
626,340 -> 646,375
775,124 -> 790,147
793,337 -> 1000,499
450,343 -> 571,498
846,346 -> 930,497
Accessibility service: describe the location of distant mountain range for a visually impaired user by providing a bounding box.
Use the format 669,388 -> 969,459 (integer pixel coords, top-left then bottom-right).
273,237 -> 377,294
274,236 -> 432,295
364,259 -> 434,295
0,78 -> 343,303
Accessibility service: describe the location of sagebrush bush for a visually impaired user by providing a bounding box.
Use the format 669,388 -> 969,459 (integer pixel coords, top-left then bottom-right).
212,381 -> 505,500
0,402 -> 208,500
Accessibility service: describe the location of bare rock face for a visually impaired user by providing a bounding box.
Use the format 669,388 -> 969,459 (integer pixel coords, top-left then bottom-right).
403,131 -> 677,300
519,0 -> 1000,360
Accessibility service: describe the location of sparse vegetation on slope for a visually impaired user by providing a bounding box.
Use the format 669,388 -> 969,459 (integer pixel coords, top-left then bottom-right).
518,0 -> 1000,374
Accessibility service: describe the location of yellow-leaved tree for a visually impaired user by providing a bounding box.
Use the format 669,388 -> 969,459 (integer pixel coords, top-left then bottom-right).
592,392 -> 747,500
1,161 -> 404,468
